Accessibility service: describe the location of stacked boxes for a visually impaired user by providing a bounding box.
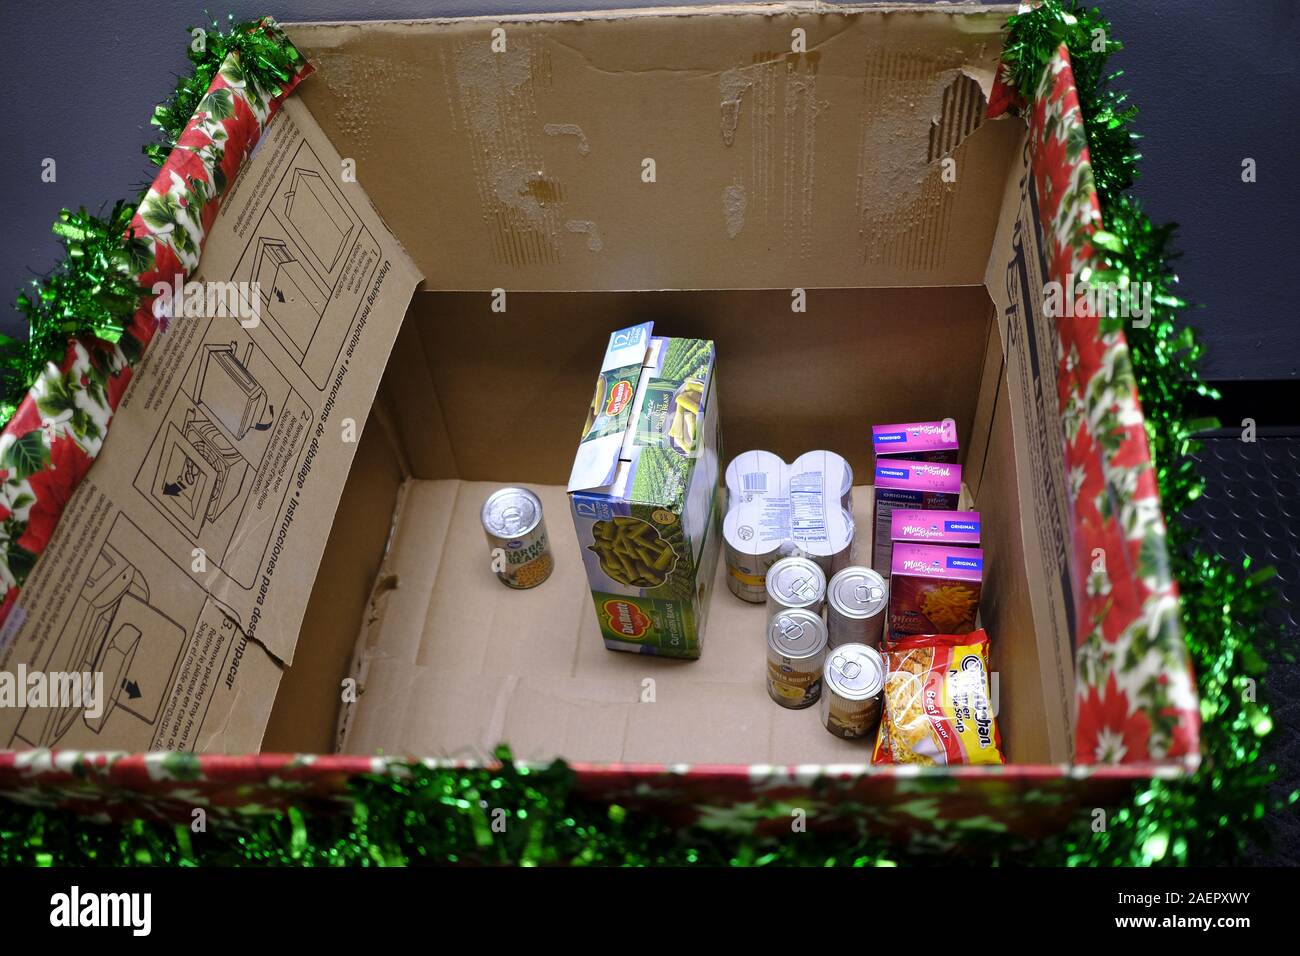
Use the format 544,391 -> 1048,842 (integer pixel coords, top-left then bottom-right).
870,460 -> 962,576
890,509 -> 981,548
568,323 -> 721,659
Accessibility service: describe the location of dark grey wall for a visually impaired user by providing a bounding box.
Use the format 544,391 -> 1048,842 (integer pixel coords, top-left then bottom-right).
1,1 -> 1295,379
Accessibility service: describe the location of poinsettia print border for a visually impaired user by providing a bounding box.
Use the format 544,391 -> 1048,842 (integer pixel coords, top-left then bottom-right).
0,20 -> 312,631
997,46 -> 1200,767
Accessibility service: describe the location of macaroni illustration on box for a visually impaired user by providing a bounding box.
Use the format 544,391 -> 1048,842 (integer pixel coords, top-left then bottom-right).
568,323 -> 721,659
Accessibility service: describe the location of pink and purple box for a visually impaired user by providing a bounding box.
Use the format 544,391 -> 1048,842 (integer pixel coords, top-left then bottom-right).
871,419 -> 960,464
870,460 -> 963,576
888,542 -> 984,639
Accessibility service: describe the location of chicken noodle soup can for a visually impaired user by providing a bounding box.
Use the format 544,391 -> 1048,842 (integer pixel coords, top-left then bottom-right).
827,566 -> 888,648
482,487 -> 553,589
820,642 -> 884,739
766,609 -> 829,709
765,556 -> 827,624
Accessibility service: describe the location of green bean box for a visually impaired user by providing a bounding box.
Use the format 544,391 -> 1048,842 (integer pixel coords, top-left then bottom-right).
567,323 -> 722,659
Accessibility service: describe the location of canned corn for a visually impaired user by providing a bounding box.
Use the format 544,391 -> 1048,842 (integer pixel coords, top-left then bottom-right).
765,556 -> 826,624
826,566 -> 887,648
820,643 -> 884,739
766,609 -> 829,709
481,487 -> 553,589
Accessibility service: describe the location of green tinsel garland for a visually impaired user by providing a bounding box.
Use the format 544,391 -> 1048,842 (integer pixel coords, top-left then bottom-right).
0,4 -> 1292,866
0,16 -> 306,425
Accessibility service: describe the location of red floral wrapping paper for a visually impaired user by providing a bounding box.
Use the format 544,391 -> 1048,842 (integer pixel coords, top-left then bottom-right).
990,47 -> 1200,767
0,20 -> 312,631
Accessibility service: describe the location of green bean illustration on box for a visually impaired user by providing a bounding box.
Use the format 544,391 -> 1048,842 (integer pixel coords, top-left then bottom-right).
660,337 -> 713,382
667,379 -> 705,452
589,516 -> 678,587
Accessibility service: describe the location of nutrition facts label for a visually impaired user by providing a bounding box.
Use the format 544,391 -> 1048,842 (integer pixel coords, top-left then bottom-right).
789,472 -> 827,544
873,504 -> 895,571
756,496 -> 791,540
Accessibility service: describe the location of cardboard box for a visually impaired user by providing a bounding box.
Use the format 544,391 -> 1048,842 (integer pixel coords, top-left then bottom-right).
568,324 -> 721,658
0,5 -> 1201,836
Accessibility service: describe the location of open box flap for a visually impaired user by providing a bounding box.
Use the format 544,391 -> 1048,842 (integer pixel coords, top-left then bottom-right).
0,95 -> 422,754
567,322 -> 654,492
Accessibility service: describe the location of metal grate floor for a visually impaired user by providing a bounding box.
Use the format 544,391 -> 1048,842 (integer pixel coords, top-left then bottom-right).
1183,433 -> 1299,865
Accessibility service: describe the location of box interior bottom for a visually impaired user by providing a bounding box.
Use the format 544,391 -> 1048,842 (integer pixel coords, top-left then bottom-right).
338,478 -> 1017,766
263,287 -> 1070,767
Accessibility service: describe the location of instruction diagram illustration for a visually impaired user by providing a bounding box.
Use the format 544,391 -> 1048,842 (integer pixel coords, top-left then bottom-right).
133,324 -> 313,589
232,140 -> 381,389
10,526 -> 185,749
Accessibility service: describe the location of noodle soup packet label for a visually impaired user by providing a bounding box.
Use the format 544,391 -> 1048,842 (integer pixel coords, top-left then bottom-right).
570,325 -> 722,660
887,543 -> 983,639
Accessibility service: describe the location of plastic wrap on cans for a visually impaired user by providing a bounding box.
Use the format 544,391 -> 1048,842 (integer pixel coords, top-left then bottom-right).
766,609 -> 828,709
791,449 -> 854,511
725,449 -> 785,506
723,498 -> 793,602
765,556 -> 826,624
827,566 -> 887,648
795,506 -> 855,578
820,643 -> 884,738
482,487 -> 553,589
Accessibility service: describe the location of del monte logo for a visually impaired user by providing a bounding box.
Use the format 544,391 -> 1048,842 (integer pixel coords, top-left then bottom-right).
602,599 -> 650,639
606,380 -> 633,416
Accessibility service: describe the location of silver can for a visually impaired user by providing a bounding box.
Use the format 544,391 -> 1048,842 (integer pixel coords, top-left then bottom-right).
766,609 -> 828,709
481,487 -> 553,589
827,566 -> 888,648
820,643 -> 885,739
765,556 -> 827,624
724,500 -> 792,602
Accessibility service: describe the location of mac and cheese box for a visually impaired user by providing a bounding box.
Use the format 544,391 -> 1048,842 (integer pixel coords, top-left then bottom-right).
888,542 -> 983,640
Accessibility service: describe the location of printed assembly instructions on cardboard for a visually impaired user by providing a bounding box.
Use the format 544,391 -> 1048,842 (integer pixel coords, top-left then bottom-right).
0,97 -> 421,753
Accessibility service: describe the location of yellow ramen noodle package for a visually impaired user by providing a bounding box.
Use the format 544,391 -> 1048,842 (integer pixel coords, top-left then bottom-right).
873,629 -> 1004,765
